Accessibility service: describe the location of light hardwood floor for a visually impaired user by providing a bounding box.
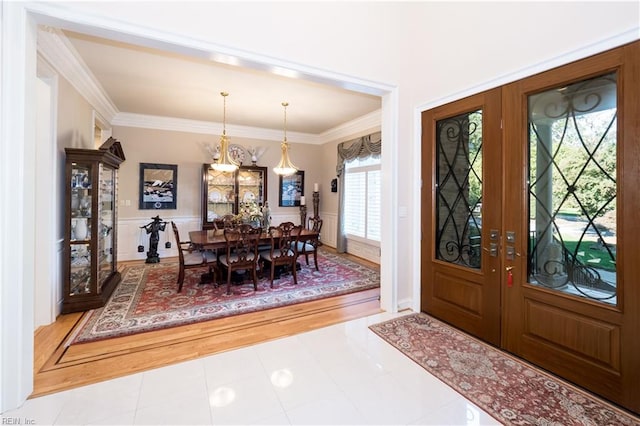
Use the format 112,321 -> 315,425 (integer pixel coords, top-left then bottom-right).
33,250 -> 381,398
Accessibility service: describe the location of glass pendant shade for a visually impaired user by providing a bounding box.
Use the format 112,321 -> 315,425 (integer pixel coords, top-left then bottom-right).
212,134 -> 238,172
273,101 -> 298,176
211,92 -> 239,172
273,141 -> 298,176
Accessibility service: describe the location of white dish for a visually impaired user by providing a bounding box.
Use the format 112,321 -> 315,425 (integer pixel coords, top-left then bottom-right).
243,191 -> 255,202
228,144 -> 246,164
209,190 -> 222,202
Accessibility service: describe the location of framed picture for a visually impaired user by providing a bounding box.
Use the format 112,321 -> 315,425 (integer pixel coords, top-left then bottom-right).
278,171 -> 305,207
139,163 -> 178,209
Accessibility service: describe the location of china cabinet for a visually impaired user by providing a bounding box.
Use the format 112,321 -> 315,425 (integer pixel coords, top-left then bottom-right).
62,137 -> 125,313
201,164 -> 267,229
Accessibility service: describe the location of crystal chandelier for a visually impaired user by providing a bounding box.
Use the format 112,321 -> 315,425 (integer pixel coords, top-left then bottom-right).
273,101 -> 298,176
211,92 -> 239,172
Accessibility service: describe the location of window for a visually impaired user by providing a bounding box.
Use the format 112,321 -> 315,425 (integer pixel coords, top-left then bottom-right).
344,156 -> 381,242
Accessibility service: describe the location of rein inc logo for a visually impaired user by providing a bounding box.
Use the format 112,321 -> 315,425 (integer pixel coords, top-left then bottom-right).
1,418 -> 35,425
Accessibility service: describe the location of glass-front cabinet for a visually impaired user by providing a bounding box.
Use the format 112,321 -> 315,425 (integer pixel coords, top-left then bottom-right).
63,138 -> 125,313
202,164 -> 267,229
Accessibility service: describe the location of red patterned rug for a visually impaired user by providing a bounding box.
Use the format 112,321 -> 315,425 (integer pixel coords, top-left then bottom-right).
71,250 -> 379,344
369,313 -> 640,426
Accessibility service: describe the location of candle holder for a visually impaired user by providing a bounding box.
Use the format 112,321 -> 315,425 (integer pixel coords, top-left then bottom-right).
300,205 -> 307,227
312,191 -> 320,219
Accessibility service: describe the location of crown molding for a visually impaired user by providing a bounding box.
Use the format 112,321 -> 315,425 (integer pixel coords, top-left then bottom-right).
111,112 -> 320,144
37,26 -> 381,145
319,109 -> 381,143
37,27 -> 119,122
112,110 -> 381,145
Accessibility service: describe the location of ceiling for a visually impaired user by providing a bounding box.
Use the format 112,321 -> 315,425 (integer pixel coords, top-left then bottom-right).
59,30 -> 382,139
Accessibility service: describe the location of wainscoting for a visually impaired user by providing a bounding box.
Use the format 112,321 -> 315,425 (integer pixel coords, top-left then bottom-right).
319,212 -> 337,247
118,217 -> 200,262
116,211 -> 379,264
318,212 -> 380,264
118,212 -> 331,262
345,238 -> 381,264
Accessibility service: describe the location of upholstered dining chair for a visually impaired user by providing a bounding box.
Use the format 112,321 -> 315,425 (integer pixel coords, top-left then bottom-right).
218,224 -> 261,295
260,222 -> 302,288
294,217 -> 323,271
171,221 -> 216,292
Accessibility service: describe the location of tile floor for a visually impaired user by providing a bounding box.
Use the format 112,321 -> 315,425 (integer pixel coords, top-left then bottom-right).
3,311 -> 499,425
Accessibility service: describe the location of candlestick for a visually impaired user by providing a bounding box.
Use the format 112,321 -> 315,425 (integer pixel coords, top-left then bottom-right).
312,191 -> 320,219
314,182 -> 319,192
299,205 -> 307,227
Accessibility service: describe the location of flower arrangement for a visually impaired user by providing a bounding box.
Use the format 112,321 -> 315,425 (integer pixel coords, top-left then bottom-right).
236,201 -> 262,224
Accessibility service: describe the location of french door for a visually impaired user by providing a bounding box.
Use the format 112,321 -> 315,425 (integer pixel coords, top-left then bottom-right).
421,89 -> 503,347
421,40 -> 640,414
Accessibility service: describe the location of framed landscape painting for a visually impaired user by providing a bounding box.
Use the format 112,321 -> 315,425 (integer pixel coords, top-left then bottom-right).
139,163 -> 177,209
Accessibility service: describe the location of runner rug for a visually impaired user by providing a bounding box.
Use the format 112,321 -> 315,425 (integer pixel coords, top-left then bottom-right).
71,250 -> 379,344
369,313 -> 639,426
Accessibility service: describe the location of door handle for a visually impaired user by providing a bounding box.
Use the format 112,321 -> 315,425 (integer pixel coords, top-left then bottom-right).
482,243 -> 498,257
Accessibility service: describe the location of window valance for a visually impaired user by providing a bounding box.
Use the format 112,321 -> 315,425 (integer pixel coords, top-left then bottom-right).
336,132 -> 382,177
335,131 -> 381,253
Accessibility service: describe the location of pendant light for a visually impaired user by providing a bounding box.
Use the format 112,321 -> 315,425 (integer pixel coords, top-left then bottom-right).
273,101 -> 298,176
211,92 -> 239,172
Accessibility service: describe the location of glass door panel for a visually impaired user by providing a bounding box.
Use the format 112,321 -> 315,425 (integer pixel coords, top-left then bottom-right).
528,72 -> 617,304
435,110 -> 483,269
98,164 -> 115,291
238,168 -> 265,205
70,162 -> 93,296
206,168 -> 236,222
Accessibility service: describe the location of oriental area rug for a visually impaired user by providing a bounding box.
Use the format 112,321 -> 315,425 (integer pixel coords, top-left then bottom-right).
71,250 -> 379,344
369,313 -> 640,425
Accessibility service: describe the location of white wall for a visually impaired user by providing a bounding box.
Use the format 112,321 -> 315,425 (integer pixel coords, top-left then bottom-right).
34,72 -> 59,328
2,0 -> 639,413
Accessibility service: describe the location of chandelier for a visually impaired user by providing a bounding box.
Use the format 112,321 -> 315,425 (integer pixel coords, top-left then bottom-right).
273,101 -> 298,176
211,92 -> 239,172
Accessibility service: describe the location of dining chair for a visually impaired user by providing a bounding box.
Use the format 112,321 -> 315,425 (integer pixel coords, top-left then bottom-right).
171,221 -> 216,292
218,224 -> 261,295
214,214 -> 237,231
261,222 -> 302,288
294,217 -> 323,271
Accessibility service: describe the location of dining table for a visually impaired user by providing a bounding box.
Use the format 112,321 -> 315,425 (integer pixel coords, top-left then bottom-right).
188,227 -> 320,251
188,226 -> 320,285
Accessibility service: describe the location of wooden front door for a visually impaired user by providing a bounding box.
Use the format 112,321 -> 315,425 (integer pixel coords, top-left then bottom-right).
421,88 -> 503,346
422,40 -> 640,414
502,42 -> 640,413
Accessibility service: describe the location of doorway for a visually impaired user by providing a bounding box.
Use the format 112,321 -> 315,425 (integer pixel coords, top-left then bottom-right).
421,41 -> 640,414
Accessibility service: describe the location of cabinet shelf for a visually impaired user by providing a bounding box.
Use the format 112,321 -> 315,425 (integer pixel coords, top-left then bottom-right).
202,164 -> 267,229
